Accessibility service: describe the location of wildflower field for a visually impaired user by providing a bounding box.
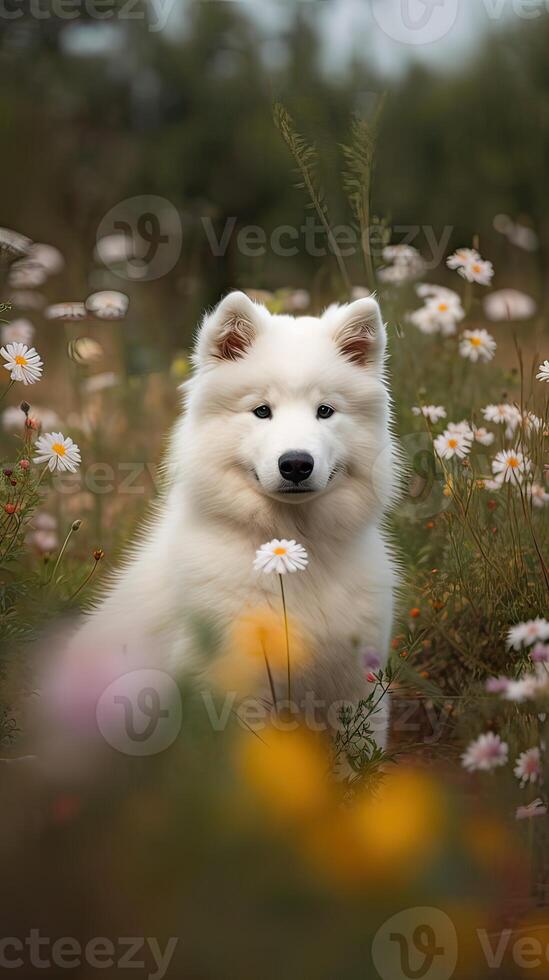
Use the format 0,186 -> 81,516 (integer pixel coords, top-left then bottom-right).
1,8 -> 549,976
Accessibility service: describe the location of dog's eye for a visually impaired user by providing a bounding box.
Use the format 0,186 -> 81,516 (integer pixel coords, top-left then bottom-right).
253,405 -> 272,419
317,404 -> 335,419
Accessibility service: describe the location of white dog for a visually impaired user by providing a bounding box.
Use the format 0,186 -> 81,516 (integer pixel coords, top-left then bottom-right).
76,292 -> 400,742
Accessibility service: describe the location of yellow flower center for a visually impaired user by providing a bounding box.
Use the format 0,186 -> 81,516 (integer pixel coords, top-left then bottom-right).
508,456 -> 519,468
473,264 -> 481,273
447,438 -> 458,449
52,443 -> 66,456
274,547 -> 287,556
15,355 -> 27,365
438,302 -> 448,312
470,336 -> 482,346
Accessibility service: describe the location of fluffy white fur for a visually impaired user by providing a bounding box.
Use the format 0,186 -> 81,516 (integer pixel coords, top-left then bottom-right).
75,292 -> 400,740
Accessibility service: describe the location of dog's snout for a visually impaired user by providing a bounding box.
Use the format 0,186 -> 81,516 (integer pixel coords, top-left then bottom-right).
278,451 -> 314,484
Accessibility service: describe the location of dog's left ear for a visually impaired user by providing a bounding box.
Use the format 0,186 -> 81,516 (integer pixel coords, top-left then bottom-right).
332,297 -> 386,367
195,291 -> 260,366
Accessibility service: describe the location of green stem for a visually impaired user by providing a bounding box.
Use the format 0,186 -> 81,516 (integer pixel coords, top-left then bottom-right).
0,379 -> 15,404
67,557 -> 99,602
48,523 -> 79,589
279,575 -> 291,706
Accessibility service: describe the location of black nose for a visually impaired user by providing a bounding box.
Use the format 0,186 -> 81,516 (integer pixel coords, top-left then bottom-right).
278,451 -> 314,484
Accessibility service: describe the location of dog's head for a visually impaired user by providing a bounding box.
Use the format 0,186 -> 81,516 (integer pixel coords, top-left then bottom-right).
178,292 -> 396,529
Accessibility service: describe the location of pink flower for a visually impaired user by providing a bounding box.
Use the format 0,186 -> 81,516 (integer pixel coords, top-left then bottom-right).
531,643 -> 549,664
361,647 -> 382,672
485,676 -> 509,694
514,747 -> 543,787
461,732 -> 509,772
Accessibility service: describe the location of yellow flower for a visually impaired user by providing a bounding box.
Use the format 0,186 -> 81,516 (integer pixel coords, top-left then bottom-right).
207,607 -> 309,696
236,725 -> 332,826
351,769 -> 446,880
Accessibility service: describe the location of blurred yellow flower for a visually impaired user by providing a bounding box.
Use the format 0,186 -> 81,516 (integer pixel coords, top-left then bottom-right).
207,606 -> 310,700
170,353 -> 190,380
236,726 -> 333,826
351,769 -> 446,880
229,606 -> 310,673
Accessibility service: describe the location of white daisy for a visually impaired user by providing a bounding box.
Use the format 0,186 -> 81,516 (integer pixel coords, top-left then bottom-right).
33,431 -> 81,473
461,732 -> 508,772
536,360 -> 549,383
412,404 -> 447,424
94,233 -> 133,266
378,264 -> 416,286
507,619 -> 549,650
459,329 -> 496,363
253,539 -> 308,575
409,304 -> 458,337
447,420 -> 474,437
482,403 -> 521,429
514,747 -> 542,787
458,256 -> 494,286
473,427 -> 495,446
1,342 -> 43,385
491,449 -> 531,485
483,289 -> 536,322
45,302 -> 87,321
425,293 -> 464,321
528,484 -> 549,509
378,245 -> 425,285
85,290 -> 129,320
1,319 -> 34,345
434,428 -> 473,460
446,247 -> 481,270
27,243 -> 64,276
416,284 -> 461,302
409,305 -> 443,335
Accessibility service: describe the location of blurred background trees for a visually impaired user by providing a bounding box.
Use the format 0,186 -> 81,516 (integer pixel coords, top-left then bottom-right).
1,0 -> 548,341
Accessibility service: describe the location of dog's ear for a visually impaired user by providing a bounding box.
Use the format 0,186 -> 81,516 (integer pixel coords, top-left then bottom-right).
331,297 -> 386,367
195,292 -> 260,365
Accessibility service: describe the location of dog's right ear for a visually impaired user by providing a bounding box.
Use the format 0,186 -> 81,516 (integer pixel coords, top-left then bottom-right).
194,292 -> 260,366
